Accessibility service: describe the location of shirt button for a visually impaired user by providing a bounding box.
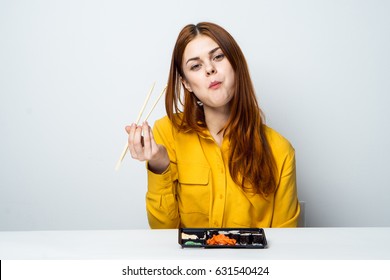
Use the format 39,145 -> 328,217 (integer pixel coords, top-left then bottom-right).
219,194 -> 224,199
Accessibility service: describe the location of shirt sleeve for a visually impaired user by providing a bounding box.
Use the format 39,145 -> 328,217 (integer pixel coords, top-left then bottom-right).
145,117 -> 180,229
271,146 -> 301,227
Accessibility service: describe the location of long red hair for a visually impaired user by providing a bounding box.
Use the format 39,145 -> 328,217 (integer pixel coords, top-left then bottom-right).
165,22 -> 276,196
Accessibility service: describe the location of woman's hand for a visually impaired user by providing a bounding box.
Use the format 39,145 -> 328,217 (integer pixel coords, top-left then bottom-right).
125,121 -> 170,174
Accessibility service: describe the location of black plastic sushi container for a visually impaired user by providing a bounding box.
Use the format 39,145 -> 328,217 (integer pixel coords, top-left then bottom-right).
178,228 -> 267,249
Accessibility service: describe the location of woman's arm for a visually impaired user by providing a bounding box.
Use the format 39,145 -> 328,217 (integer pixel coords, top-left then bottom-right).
146,166 -> 180,228
271,147 -> 301,227
126,120 -> 180,228
144,118 -> 180,228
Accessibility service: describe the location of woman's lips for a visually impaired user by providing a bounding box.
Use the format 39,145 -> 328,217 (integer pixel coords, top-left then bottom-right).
209,81 -> 221,89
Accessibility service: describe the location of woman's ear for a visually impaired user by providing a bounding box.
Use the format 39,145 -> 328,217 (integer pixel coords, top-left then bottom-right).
180,76 -> 192,92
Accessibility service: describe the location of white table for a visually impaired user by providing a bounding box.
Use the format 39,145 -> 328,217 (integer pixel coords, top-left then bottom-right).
1,227 -> 389,260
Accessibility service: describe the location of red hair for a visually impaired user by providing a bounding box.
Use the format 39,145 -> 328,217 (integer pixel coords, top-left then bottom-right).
165,22 -> 276,195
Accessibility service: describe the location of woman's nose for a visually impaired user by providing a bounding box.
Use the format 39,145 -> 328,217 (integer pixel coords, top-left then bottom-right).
205,64 -> 216,76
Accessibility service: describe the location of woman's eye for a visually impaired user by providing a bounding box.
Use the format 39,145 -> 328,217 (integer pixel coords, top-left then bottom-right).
190,64 -> 201,71
214,53 -> 225,61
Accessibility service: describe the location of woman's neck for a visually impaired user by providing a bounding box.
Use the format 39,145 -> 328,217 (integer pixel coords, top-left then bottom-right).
203,106 -> 230,146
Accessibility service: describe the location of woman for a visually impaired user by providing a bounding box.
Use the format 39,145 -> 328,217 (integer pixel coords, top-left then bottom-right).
126,22 -> 300,228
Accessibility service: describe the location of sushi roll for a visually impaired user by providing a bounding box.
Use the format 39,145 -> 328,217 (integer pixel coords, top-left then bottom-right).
240,232 -> 251,245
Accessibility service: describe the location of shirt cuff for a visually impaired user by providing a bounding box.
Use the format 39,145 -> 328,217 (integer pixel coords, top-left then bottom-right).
147,165 -> 173,194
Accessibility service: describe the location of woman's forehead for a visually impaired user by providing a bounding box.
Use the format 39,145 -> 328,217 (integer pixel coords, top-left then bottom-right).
183,35 -> 220,60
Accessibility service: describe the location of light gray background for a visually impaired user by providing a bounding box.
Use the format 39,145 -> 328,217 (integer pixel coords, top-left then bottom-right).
1,0 -> 389,230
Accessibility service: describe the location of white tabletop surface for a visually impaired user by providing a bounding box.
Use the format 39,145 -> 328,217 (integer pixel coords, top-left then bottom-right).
1,227 -> 389,260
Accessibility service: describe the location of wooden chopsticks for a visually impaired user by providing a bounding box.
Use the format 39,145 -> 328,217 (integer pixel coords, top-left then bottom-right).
115,83 -> 167,171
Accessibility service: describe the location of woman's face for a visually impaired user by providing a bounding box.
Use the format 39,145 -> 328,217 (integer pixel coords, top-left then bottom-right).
181,35 -> 235,111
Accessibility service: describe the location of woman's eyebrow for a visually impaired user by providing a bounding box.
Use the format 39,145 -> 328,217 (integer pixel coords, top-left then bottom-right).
185,47 -> 221,65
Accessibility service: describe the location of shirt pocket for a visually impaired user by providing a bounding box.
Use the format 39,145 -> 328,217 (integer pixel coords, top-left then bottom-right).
177,163 -> 210,215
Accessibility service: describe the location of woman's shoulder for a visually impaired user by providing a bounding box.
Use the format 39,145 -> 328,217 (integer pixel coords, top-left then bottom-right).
153,114 -> 184,133
154,114 -> 180,128
154,115 -> 172,127
263,125 -> 295,155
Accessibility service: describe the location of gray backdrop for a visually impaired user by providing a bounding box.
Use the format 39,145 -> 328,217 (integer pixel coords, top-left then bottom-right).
1,0 -> 389,230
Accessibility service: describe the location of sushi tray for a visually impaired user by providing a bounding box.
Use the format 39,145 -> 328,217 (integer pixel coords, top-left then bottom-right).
179,228 -> 267,249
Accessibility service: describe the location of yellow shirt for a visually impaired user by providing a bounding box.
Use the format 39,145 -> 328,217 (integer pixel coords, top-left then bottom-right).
146,115 -> 300,228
